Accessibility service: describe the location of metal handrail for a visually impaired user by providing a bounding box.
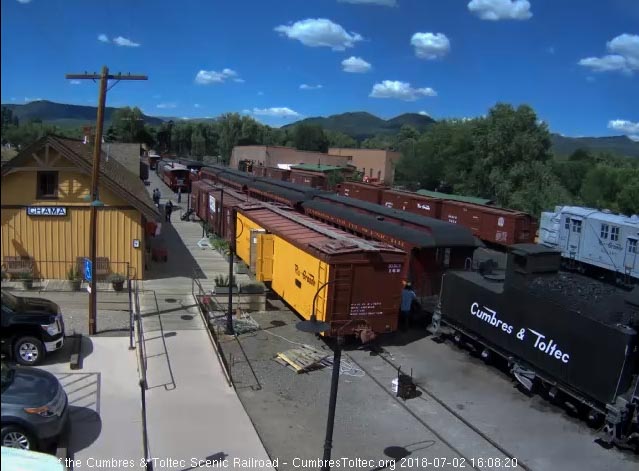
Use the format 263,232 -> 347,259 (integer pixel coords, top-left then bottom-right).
134,279 -> 148,389
192,271 -> 233,387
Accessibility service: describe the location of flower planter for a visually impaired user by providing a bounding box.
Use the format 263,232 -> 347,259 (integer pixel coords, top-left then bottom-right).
112,281 -> 125,292
22,280 -> 33,290
70,279 -> 82,291
214,285 -> 239,295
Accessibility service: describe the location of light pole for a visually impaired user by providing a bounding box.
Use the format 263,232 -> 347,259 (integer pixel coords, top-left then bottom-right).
296,279 -> 342,471
210,186 -> 233,335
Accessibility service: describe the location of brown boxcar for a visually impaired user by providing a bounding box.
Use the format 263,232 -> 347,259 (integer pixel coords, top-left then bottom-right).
190,180 -> 219,222
290,169 -> 328,190
265,167 -> 291,181
253,165 -> 267,177
381,189 -> 411,211
337,181 -> 387,205
235,204 -> 406,336
302,199 -> 478,300
382,189 -> 442,219
206,187 -> 253,242
405,192 -> 443,219
440,201 -> 536,245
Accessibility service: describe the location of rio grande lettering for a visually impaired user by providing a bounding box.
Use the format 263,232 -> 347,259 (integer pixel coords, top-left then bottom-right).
294,264 -> 316,286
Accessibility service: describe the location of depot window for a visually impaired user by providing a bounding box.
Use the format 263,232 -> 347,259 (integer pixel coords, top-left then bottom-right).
629,239 -> 638,254
36,171 -> 59,199
600,223 -> 609,239
564,217 -> 570,230
611,226 -> 620,241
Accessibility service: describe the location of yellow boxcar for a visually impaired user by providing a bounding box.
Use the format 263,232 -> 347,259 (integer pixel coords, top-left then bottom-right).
235,206 -> 406,336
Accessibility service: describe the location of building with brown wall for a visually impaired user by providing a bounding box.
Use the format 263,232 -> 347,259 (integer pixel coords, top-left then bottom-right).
328,148 -> 401,185
230,146 -> 352,170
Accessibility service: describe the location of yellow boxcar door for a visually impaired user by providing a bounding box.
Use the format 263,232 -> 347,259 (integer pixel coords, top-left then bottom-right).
249,228 -> 266,274
256,234 -> 274,282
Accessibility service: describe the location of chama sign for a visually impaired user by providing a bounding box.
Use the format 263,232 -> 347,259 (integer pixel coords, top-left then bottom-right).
26,206 -> 68,216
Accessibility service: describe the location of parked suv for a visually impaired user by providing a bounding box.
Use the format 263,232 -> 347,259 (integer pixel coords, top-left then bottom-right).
1,291 -> 65,366
1,362 -> 69,450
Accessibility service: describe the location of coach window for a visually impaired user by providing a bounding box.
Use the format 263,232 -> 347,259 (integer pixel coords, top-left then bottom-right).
600,223 -> 609,239
564,217 -> 570,230
36,171 -> 59,200
629,239 -> 638,254
611,226 -> 620,241
571,219 -> 582,233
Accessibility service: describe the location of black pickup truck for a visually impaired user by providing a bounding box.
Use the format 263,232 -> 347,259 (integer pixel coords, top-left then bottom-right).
1,290 -> 65,366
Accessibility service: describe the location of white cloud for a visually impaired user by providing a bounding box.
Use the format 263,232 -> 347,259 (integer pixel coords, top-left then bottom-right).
24,97 -> 42,102
257,91 -> 264,96
608,120 -> 639,140
113,36 -> 141,47
338,0 -> 397,5
17,0 -> 32,4
10,97 -> 16,101
251,107 -> 301,118
194,104 -> 201,109
157,103 -> 177,109
69,80 -> 81,85
234,78 -> 245,83
342,56 -> 372,73
418,111 -> 430,116
195,69 -> 240,84
467,0 -> 532,21
275,18 -> 363,51
579,34 -> 639,74
411,32 -> 450,60
548,46 -> 555,55
300,84 -> 323,90
370,80 -> 437,101
98,34 -> 109,43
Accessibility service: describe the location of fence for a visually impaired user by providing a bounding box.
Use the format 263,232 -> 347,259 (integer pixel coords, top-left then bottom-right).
192,274 -> 233,387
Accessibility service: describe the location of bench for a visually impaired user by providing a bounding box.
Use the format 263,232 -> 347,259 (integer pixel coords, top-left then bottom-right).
3,256 -> 34,277
76,257 -> 110,280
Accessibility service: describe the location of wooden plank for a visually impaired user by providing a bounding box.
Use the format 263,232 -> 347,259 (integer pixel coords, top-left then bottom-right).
277,346 -> 329,373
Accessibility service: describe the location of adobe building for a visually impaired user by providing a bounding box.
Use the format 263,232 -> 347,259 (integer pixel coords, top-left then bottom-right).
328,148 -> 401,185
230,145 -> 352,170
1,135 -> 160,280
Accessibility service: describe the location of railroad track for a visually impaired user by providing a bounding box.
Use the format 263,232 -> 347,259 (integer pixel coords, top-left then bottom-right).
344,347 -> 532,471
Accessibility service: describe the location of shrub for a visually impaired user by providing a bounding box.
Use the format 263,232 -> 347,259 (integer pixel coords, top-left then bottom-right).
67,266 -> 81,280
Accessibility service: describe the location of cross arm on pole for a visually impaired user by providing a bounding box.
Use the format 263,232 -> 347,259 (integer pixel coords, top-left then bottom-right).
65,73 -> 148,81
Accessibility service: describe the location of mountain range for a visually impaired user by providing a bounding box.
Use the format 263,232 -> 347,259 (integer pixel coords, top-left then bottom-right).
282,111 -> 436,140
3,100 -> 638,158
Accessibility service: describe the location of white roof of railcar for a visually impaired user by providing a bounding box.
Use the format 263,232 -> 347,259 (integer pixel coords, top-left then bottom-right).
163,163 -> 189,171
557,206 -> 639,226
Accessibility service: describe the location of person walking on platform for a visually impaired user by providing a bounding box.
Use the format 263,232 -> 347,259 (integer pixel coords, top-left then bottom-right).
165,200 -> 173,222
400,282 -> 417,331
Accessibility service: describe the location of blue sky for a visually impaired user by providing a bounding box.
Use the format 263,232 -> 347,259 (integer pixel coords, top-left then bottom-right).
1,0 -> 638,138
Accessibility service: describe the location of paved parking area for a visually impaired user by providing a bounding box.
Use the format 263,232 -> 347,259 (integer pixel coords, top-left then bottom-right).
38,335 -> 143,468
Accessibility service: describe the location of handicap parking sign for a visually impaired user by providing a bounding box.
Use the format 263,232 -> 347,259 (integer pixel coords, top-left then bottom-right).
84,258 -> 92,282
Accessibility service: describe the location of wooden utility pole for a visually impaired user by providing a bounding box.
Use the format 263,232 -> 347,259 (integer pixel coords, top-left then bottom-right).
65,67 -> 147,335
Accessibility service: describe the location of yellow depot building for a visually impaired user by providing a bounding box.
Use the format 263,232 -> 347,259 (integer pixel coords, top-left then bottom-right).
1,135 -> 160,280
